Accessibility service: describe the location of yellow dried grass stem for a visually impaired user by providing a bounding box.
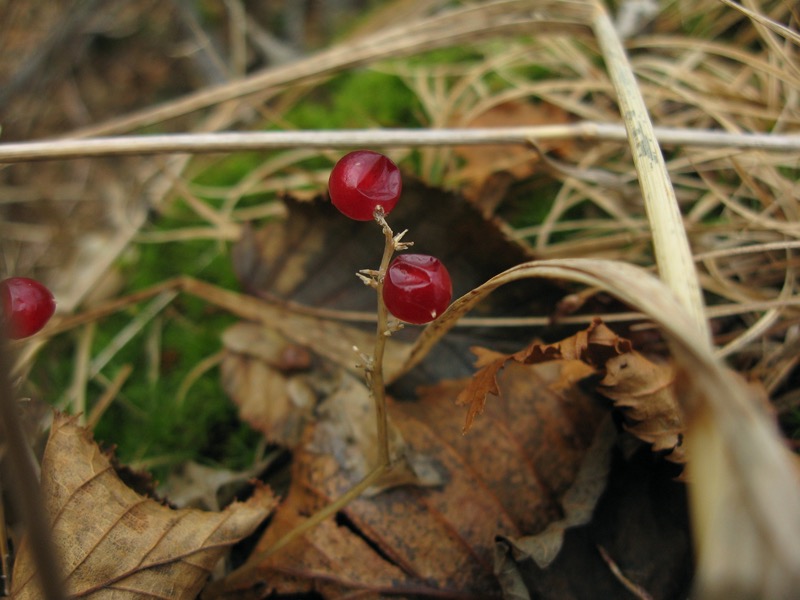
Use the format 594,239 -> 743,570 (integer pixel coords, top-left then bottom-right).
85,364 -> 133,431
589,0 -> 708,342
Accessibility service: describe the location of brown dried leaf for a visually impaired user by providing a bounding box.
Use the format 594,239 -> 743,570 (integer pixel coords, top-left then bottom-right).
11,413 -> 277,599
499,416 -> 617,569
505,419 -> 617,568
454,346 -> 505,433
401,257 -> 800,595
456,319 -> 630,433
221,322 -> 316,447
219,493 -> 414,599
214,359 -> 609,597
599,352 -> 685,462
459,318 -> 686,460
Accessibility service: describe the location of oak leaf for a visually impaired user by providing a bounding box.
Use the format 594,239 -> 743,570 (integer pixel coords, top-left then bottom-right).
11,413 -> 277,599
457,319 -> 685,461
457,319 -> 628,433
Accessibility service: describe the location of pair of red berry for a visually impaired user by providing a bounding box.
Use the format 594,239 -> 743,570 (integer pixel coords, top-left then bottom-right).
2,153 -> 443,338
1,277 -> 56,340
328,151 -> 452,325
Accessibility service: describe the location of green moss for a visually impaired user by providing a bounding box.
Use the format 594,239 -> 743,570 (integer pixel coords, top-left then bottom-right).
499,175 -> 562,229
90,304 -> 260,479
285,69 -> 424,130
29,213 -> 261,481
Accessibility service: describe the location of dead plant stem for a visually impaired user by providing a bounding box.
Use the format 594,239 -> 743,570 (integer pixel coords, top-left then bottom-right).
0,125 -> 798,163
253,463 -> 389,561
370,213 -> 397,467
0,335 -> 65,600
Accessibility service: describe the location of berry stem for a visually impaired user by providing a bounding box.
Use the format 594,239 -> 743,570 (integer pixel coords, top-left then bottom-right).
206,462 -> 391,596
217,208 -> 406,585
245,462 -> 389,563
369,207 -> 397,467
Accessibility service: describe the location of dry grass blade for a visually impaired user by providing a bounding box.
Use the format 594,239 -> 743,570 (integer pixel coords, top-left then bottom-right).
2,126 -> 799,163
589,0 -> 708,341
63,0 -> 593,139
720,0 -> 800,47
396,257 -> 800,597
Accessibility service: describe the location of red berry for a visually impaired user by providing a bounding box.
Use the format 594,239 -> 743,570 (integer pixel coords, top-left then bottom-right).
1,277 -> 56,339
383,254 -> 452,324
328,150 -> 402,221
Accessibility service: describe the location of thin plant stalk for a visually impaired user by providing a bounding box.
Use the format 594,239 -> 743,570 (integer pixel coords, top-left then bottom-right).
0,335 -> 65,600
0,125 -> 797,163
590,0 -> 709,342
368,213 -> 399,467
243,463 -> 390,561
219,208 -> 405,584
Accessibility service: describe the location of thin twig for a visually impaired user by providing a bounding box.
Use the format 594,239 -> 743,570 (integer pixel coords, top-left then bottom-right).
369,211 -> 399,466
0,335 -> 65,600
208,461 -> 390,594
0,125 -> 798,162
597,545 -> 654,600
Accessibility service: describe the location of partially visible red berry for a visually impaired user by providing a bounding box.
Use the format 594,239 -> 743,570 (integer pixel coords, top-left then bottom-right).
1,277 -> 56,339
383,254 -> 452,324
328,150 -> 402,221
